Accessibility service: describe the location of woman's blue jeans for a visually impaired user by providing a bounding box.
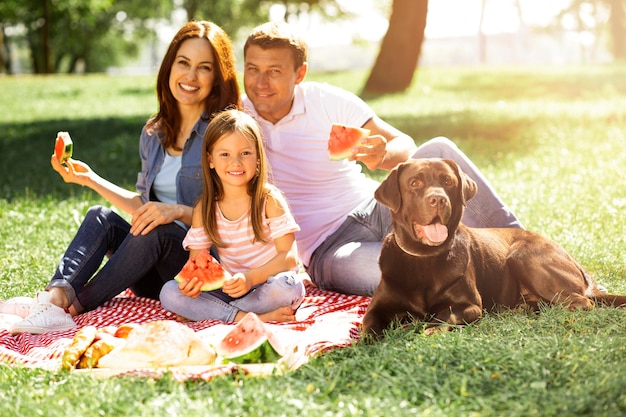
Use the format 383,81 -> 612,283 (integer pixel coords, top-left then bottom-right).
46,205 -> 188,313
307,137 -> 524,296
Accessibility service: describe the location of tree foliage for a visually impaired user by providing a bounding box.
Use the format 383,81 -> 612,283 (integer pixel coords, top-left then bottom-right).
0,0 -> 353,74
549,0 -> 626,61
0,0 -> 173,73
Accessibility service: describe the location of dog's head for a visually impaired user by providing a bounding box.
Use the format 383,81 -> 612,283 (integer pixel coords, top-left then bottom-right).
375,158 -> 477,256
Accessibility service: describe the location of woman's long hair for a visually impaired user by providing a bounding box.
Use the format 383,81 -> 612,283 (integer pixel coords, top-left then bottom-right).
147,20 -> 241,148
199,109 -> 270,248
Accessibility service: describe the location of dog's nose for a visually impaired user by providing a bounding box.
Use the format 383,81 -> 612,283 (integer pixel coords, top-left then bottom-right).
428,193 -> 448,208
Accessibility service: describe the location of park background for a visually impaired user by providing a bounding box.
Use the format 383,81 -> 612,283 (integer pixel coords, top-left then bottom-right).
1,0 -> 624,76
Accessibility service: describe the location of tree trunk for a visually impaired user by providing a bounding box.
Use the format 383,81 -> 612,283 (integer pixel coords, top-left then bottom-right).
0,25 -> 4,74
478,0 -> 487,64
362,0 -> 428,97
42,0 -> 53,73
608,0 -> 626,60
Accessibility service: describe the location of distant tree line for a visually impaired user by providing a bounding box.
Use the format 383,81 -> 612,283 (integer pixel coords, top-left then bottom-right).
0,0 -> 623,96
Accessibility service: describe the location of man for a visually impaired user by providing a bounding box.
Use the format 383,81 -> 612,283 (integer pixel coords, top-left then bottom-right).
241,22 -> 522,296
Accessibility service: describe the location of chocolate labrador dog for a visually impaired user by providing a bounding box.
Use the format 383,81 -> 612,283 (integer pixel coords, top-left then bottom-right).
362,158 -> 626,337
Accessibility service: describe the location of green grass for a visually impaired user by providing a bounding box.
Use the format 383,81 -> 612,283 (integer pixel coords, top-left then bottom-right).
1,64 -> 626,416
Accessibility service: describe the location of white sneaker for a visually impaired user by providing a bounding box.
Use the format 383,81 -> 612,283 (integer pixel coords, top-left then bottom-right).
0,296 -> 36,318
10,292 -> 76,335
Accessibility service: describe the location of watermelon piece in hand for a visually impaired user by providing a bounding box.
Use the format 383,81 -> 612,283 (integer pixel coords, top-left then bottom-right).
327,123 -> 370,161
215,312 -> 284,364
174,249 -> 231,291
55,131 -> 73,164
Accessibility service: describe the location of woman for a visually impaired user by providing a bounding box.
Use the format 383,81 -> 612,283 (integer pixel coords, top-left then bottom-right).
7,20 -> 241,334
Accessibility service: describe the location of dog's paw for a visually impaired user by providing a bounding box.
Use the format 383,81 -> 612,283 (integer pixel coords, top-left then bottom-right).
423,325 -> 453,336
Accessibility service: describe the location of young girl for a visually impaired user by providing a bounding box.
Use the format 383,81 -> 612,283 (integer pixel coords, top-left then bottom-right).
159,109 -> 305,323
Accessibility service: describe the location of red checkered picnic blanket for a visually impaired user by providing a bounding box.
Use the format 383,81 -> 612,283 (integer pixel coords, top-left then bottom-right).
0,280 -> 370,381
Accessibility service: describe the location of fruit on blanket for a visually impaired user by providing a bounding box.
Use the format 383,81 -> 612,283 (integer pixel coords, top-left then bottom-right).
174,249 -> 231,291
114,322 -> 140,339
61,325 -> 98,371
327,123 -> 370,161
96,320 -> 217,369
216,312 -> 284,364
55,131 -> 73,164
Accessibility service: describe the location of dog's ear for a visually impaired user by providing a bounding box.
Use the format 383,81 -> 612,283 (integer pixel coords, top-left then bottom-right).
443,159 -> 477,204
375,164 -> 403,213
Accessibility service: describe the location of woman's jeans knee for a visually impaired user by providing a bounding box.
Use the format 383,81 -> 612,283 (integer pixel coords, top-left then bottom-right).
46,205 -> 188,313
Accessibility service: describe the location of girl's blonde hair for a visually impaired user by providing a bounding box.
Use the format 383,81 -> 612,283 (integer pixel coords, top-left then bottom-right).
199,109 -> 269,247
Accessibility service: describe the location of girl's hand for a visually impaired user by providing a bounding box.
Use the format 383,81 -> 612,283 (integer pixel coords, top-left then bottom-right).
130,202 -> 180,236
50,155 -> 94,186
222,273 -> 251,298
177,276 -> 204,299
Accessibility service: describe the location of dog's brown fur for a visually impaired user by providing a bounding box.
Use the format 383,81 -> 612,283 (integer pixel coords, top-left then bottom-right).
362,158 -> 626,337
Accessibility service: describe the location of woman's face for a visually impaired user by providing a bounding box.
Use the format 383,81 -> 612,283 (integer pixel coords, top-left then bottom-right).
169,38 -> 216,112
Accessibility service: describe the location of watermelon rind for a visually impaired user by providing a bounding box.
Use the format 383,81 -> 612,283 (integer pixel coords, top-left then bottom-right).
215,312 -> 284,364
221,339 -> 281,364
174,273 -> 226,292
56,132 -> 73,163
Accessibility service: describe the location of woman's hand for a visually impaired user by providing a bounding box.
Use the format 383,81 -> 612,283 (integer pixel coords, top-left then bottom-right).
222,273 -> 251,298
50,155 -> 94,186
130,202 -> 181,236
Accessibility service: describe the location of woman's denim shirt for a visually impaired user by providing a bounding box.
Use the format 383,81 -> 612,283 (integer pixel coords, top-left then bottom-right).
135,116 -> 208,226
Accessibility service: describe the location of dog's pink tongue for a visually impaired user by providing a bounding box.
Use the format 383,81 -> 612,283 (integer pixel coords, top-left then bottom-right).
423,223 -> 448,244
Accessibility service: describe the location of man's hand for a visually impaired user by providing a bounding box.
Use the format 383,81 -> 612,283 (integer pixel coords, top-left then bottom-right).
349,134 -> 388,171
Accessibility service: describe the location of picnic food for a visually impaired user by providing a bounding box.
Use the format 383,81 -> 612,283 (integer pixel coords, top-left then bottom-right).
174,249 -> 231,291
216,312 -> 283,364
96,320 -> 217,369
327,123 -> 370,161
61,325 -> 98,371
77,334 -> 124,369
55,131 -> 73,164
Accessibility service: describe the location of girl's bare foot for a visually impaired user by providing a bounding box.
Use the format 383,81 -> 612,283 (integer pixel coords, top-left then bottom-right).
258,306 -> 296,322
175,314 -> 192,322
234,306 -> 296,323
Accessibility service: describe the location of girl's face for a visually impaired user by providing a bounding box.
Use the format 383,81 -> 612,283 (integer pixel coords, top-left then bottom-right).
169,38 -> 216,112
208,132 -> 258,189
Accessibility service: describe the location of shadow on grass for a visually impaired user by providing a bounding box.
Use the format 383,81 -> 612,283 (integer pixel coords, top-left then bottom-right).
0,116 -> 146,200
1,109 -> 543,200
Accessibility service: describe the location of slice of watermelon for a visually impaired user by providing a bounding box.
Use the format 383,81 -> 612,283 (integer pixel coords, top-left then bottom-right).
174,249 -> 231,291
215,312 -> 284,364
327,123 -> 370,161
55,131 -> 73,164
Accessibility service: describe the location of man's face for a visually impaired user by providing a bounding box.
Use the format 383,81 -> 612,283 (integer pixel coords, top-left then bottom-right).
243,45 -> 307,124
